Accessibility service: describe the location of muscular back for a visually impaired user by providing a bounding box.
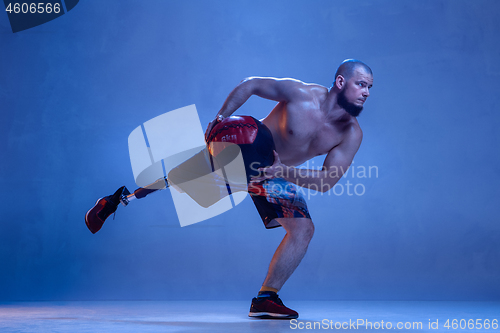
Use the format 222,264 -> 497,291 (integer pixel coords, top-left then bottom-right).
212,76 -> 363,174
260,82 -> 360,166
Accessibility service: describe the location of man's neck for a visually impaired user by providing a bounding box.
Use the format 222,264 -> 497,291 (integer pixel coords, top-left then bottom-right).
321,88 -> 351,123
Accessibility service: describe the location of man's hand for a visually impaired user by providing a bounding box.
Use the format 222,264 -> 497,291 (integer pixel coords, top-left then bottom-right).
250,151 -> 286,183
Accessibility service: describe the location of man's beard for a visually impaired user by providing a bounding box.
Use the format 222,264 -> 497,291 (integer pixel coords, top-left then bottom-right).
337,89 -> 363,117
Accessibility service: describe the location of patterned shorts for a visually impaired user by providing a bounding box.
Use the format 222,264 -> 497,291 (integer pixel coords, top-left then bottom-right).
248,177 -> 311,229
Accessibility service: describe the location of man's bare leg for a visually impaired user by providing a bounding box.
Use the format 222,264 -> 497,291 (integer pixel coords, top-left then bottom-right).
262,217 -> 315,291
248,217 -> 314,319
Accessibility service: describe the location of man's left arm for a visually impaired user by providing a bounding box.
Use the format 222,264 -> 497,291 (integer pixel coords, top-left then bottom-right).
253,127 -> 363,192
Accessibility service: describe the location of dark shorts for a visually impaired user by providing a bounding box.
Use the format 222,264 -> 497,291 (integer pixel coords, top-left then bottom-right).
248,177 -> 311,229
188,116 -> 310,229
204,115 -> 311,228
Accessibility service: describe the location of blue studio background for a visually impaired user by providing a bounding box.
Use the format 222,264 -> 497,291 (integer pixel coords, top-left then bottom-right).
0,0 -> 499,301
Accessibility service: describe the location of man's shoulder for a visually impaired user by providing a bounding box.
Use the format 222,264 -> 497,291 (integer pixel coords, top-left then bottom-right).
295,81 -> 328,93
286,80 -> 329,102
249,77 -> 327,103
344,118 -> 363,144
266,77 -> 326,93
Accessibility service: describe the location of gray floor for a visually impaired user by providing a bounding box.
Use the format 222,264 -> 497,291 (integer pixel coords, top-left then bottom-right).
0,300 -> 499,332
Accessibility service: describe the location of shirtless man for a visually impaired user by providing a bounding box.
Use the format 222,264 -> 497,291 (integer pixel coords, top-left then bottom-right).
85,59 -> 373,319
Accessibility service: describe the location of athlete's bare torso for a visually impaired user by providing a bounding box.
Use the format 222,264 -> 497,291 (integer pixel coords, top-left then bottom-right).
262,84 -> 360,166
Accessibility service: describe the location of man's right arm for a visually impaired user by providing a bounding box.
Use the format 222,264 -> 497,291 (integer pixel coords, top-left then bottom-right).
205,77 -> 307,139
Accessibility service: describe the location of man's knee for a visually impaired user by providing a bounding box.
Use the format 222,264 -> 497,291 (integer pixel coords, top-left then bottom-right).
281,218 -> 314,242
299,219 -> 315,241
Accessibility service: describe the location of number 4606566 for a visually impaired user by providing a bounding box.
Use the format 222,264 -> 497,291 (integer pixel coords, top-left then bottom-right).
6,2 -> 61,14
443,319 -> 498,330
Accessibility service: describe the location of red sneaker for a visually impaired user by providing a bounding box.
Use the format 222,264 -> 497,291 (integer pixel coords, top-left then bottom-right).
248,292 -> 298,319
85,186 -> 125,234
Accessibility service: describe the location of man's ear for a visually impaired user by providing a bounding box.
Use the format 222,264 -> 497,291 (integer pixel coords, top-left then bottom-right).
335,75 -> 345,90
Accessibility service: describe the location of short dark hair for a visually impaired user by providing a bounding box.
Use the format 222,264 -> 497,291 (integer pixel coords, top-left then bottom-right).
334,59 -> 372,86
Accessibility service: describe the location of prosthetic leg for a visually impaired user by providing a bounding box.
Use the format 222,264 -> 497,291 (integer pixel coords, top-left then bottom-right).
84,145 -> 225,234
119,177 -> 169,206
85,115 -> 273,233
84,177 -> 169,234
